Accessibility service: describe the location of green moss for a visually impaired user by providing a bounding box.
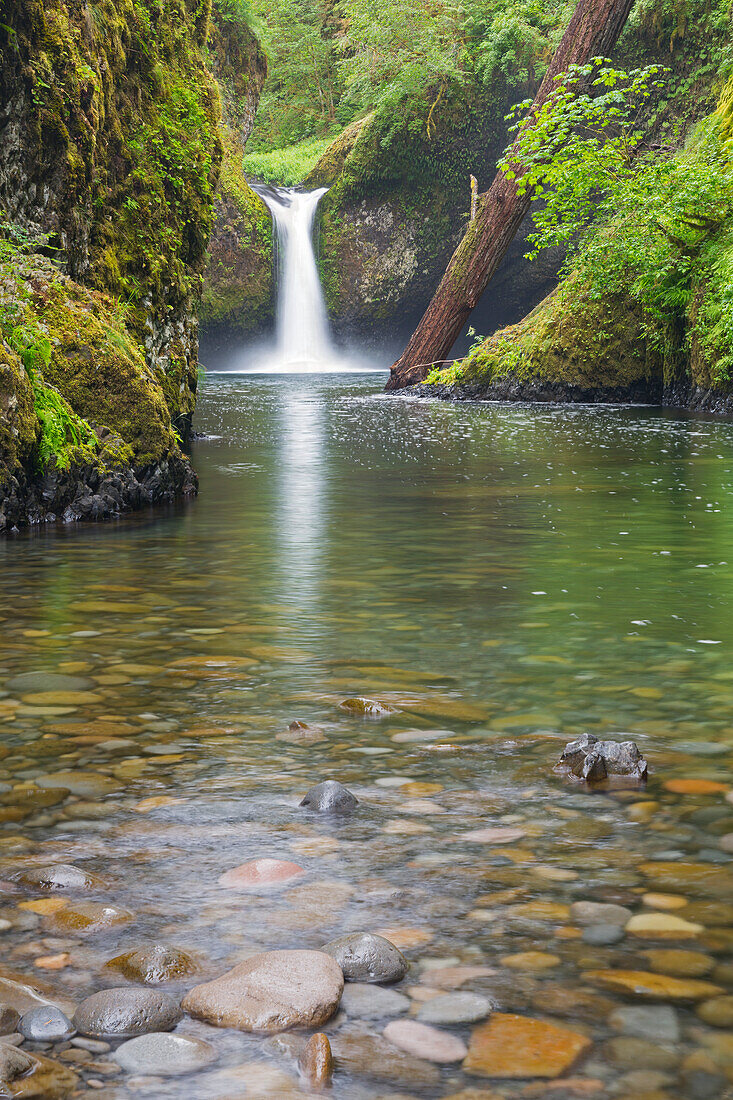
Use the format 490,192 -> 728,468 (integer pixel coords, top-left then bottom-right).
0,341 -> 38,483
430,279 -> 663,391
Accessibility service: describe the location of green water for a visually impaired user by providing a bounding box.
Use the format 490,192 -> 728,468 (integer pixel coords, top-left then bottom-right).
2,373 -> 733,1097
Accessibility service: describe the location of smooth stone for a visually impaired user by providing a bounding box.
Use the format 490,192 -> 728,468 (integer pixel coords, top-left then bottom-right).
19,1006 -> 75,1042
339,698 -> 396,716
322,933 -> 408,984
608,1006 -> 680,1043
0,1041 -> 36,1081
0,1043 -> 78,1097
70,1037 -> 110,1053
696,996 -> 733,1027
51,902 -> 133,933
390,730 -> 454,743
0,1005 -> 20,1035
12,864 -> 103,892
626,913 -> 703,938
0,975 -> 75,1018
35,772 -> 118,798
606,1036 -> 679,1071
340,984 -> 410,1019
298,1033 -> 333,1088
415,992 -> 492,1025
104,945 -> 198,984
464,1013 -> 592,1078
73,987 -> 182,1039
383,1019 -> 467,1063
218,858 -> 305,890
112,1032 -> 216,1076
328,1028 -> 439,1086
665,779 -> 728,795
6,673 -> 94,694
501,951 -> 560,971
570,901 -> 631,926
582,923 -> 625,946
642,949 -> 715,977
182,950 -> 343,1033
300,781 -> 358,813
584,970 -> 723,1000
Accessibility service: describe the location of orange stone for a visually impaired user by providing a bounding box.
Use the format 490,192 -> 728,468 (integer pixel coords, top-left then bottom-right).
218,858 -> 305,890
584,969 -> 723,1000
664,779 -> 728,795
464,1013 -> 592,1079
34,952 -> 70,970
19,898 -> 69,916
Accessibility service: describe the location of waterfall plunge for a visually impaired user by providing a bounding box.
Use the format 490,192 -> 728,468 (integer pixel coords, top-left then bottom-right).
253,186 -> 340,373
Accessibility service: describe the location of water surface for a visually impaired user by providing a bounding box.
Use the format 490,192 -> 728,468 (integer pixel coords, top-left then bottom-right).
2,374 -> 733,1097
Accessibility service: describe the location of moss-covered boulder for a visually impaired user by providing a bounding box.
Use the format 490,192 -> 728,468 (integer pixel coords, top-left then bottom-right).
423,280 -> 664,402
0,343 -> 37,483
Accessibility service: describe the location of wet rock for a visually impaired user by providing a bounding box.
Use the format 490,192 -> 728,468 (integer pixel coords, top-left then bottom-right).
642,949 -> 715,977
19,1006 -> 75,1042
608,1006 -> 680,1043
328,1027 -> 439,1086
0,1043 -> 78,1098
464,1013 -> 592,1078
584,969 -> 723,1000
696,995 -> 733,1027
35,772 -> 118,798
6,673 -> 93,694
416,992 -> 492,1025
339,698 -> 396,717
0,1007 -> 20,1036
501,951 -> 559,971
218,858 -> 305,890
0,1041 -> 34,1081
300,781 -> 358,813
298,1033 -> 333,1088
340,983 -> 410,1020
104,945 -> 198,984
322,933 -> 408,984
11,864 -> 103,893
0,974 -> 75,1018
73,988 -> 182,1040
112,1033 -> 216,1076
382,1019 -> 467,1062
277,722 -> 327,746
626,912 -> 703,938
181,950 -> 343,1032
51,903 -> 133,933
570,901 -> 631,926
582,923 -> 625,946
558,734 -> 648,782
606,1036 -> 679,1071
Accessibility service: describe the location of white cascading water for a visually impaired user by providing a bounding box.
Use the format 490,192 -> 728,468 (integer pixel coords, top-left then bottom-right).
253,186 -> 338,372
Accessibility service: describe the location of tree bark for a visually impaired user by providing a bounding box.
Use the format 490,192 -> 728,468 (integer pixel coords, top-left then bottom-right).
385,0 -> 637,391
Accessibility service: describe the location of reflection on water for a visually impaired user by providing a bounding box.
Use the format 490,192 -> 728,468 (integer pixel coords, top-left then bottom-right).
2,374 -> 733,1096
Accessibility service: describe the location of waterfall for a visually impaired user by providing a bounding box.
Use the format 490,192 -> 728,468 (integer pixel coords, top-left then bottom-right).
254,185 -> 336,373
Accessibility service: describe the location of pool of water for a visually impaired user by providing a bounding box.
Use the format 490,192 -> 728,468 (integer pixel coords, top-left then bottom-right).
2,372 -> 733,1098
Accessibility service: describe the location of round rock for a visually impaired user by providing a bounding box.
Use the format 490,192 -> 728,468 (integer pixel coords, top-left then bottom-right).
19,1006 -> 76,1042
218,858 -> 305,891
6,672 -> 94,694
383,1019 -> 467,1062
112,1032 -> 216,1076
321,933 -> 408,984
0,1005 -> 20,1035
300,781 -> 358,813
416,991 -> 493,1025
182,950 -> 343,1033
73,987 -> 182,1040
12,864 -> 103,892
105,945 -> 198,984
339,983 -> 410,1019
582,923 -> 625,946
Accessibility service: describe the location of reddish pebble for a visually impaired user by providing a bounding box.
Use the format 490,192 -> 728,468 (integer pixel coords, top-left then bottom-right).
299,1032 -> 333,1088
218,858 -> 305,890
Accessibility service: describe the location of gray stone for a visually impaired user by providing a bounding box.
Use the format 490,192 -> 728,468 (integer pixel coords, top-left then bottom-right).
415,992 -> 492,1025
582,923 -> 625,946
570,900 -> 632,926
104,945 -> 199,984
322,933 -> 408,984
608,1005 -> 680,1043
329,1026 -> 439,1086
70,1037 -> 110,1054
5,672 -> 94,694
19,1006 -> 75,1042
182,950 -> 343,1033
112,1033 -> 216,1076
12,864 -> 103,892
300,781 -> 358,813
73,987 -> 182,1040
0,1006 -> 19,1036
558,734 -> 648,782
340,984 -> 410,1020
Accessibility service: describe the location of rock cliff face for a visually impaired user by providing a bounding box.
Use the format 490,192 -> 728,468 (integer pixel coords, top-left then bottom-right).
0,0 -> 263,531
200,2 -> 274,346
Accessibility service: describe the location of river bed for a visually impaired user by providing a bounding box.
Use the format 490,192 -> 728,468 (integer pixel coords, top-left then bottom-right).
2,373 -> 733,1098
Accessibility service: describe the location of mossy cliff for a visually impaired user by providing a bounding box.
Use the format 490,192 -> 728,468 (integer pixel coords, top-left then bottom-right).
314,0 -> 729,337
0,0 -> 264,530
201,1 -> 274,345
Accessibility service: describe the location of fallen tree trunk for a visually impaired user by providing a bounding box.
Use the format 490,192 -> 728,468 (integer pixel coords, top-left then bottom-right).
385,0 -> 637,391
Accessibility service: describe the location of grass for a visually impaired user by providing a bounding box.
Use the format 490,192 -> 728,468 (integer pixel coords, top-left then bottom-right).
242,133 -> 340,186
